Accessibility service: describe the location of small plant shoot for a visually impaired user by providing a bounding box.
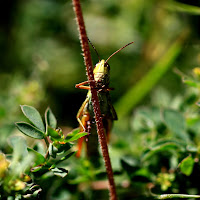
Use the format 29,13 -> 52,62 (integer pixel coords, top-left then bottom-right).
11,105 -> 87,199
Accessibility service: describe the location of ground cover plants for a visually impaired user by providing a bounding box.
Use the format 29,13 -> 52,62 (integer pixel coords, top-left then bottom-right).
1,0 -> 200,199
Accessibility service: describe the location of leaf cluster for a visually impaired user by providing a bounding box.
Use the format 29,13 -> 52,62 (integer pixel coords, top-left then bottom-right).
0,106 -> 87,199
118,69 -> 200,199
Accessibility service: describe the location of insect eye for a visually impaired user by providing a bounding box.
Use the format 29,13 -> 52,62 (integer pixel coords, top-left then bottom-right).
104,63 -> 110,70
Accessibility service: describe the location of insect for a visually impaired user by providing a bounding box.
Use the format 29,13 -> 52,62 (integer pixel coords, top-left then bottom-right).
76,41 -> 134,158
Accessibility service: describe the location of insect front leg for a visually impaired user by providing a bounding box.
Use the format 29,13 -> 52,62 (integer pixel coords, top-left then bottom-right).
75,80 -> 96,90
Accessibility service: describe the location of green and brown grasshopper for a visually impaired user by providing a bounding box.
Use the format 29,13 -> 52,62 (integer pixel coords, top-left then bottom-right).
76,42 -> 133,159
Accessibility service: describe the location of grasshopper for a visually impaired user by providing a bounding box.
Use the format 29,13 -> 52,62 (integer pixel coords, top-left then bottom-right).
76,42 -> 134,159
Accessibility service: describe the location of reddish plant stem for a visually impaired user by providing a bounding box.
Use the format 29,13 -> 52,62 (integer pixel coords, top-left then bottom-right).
72,0 -> 117,199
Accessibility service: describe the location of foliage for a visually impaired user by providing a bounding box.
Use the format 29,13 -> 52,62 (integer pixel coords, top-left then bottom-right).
0,0 -> 200,199
119,69 -> 200,199
0,106 -> 86,199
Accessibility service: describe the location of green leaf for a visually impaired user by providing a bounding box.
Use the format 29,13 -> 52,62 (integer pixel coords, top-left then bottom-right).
15,122 -> 44,139
65,129 -> 88,142
61,151 -> 76,161
9,137 -> 34,175
152,139 -> 185,147
21,105 -> 45,132
27,148 -> 46,165
55,143 -> 72,153
51,167 -> 68,178
142,139 -> 185,161
179,156 -> 194,176
66,128 -> 80,138
47,126 -> 62,139
45,107 -> 57,129
168,1 -> 200,15
49,152 -> 76,172
65,132 -> 88,142
162,109 -> 188,140
9,136 -> 28,160
182,77 -> 198,87
54,152 -> 76,166
31,165 -> 48,173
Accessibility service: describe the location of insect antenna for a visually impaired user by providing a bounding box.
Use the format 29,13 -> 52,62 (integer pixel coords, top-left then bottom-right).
88,38 -> 101,62
105,42 -> 134,64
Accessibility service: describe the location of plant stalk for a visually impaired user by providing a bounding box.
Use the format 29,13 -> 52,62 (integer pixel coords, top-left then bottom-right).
44,136 -> 50,159
72,0 -> 117,199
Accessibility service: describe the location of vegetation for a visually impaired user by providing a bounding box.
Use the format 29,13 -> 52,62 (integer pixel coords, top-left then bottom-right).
1,0 -> 200,199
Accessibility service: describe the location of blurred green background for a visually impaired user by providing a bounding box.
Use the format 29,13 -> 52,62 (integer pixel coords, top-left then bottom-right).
0,0 -> 200,149
1,0 -> 200,199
